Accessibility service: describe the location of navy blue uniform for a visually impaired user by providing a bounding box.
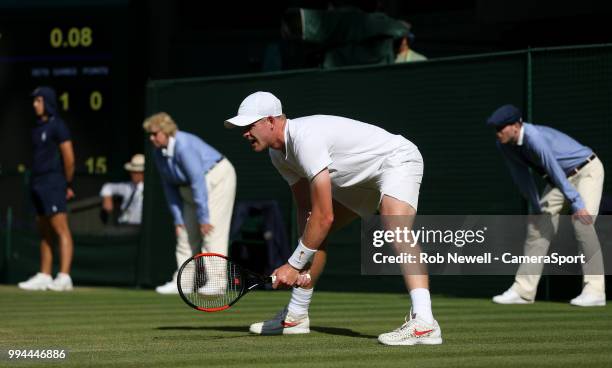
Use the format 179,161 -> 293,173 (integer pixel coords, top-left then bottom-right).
30,87 -> 72,216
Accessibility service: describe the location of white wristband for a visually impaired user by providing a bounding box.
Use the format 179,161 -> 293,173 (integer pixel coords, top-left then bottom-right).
288,239 -> 317,270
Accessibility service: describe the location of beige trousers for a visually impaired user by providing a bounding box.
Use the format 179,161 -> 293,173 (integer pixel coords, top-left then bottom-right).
512,157 -> 605,300
172,158 -> 236,280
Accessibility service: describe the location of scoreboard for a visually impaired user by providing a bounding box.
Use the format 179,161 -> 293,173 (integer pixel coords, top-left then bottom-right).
0,2 -> 130,223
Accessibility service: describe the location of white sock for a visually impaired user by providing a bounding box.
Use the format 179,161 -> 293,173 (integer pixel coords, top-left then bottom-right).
410,288 -> 434,324
287,287 -> 313,316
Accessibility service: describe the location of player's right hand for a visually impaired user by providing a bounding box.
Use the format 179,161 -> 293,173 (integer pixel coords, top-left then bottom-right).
271,263 -> 299,289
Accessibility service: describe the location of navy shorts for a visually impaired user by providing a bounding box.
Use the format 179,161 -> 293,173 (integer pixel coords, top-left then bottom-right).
30,173 -> 67,216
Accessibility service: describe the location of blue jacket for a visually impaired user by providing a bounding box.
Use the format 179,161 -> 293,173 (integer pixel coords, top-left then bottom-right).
152,131 -> 223,225
497,123 -> 592,213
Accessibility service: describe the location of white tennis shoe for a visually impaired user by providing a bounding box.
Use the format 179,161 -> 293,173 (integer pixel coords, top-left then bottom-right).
492,288 -> 533,304
48,273 -> 73,291
156,280 -> 179,294
378,312 -> 442,346
249,306 -> 310,335
570,291 -> 606,307
18,273 -> 53,291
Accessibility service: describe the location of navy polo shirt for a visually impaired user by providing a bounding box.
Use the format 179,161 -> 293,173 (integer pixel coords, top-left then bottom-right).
31,116 -> 71,176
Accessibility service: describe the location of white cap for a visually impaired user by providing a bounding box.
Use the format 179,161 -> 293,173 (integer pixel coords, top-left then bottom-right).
124,154 -> 145,172
224,91 -> 282,128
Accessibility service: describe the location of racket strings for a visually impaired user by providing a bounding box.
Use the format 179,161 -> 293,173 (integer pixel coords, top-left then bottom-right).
179,255 -> 242,309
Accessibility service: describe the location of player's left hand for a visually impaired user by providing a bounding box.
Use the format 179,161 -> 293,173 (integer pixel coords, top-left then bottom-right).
572,208 -> 594,225
66,188 -> 75,200
296,270 -> 312,288
272,263 -> 299,289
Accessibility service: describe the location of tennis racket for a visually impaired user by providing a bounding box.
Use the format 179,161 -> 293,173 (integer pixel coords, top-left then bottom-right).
177,252 -> 277,312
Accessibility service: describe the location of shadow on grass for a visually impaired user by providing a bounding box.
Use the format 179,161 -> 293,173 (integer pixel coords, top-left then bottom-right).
157,325 -> 376,339
158,326 -> 247,332
311,326 -> 376,339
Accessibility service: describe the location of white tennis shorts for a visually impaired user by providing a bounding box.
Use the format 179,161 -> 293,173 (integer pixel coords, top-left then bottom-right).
332,147 -> 423,217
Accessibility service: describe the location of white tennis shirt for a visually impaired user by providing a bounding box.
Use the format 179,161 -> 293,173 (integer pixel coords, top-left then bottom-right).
269,115 -> 418,189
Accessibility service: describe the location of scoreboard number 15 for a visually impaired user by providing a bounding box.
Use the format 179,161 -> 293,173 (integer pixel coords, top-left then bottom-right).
85,156 -> 107,174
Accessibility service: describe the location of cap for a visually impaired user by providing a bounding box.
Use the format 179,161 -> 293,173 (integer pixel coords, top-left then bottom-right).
224,91 -> 282,128
124,154 -> 145,172
486,104 -> 522,127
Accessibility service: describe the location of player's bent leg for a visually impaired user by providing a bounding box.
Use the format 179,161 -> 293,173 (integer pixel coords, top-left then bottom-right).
379,195 -> 428,289
378,194 -> 442,345
253,245 -> 323,335
251,201 -> 357,336
305,200 -> 359,287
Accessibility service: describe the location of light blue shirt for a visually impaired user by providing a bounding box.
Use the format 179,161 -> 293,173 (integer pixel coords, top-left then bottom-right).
497,123 -> 593,213
152,131 -> 223,225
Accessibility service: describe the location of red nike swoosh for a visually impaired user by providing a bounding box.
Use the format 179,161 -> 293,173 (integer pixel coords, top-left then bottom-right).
282,321 -> 300,327
414,329 -> 433,337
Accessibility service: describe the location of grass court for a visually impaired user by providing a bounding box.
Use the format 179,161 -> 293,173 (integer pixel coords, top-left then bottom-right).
1,285 -> 611,367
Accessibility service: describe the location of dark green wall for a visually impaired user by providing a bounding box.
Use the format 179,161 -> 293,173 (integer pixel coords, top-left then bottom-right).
3,45 -> 610,296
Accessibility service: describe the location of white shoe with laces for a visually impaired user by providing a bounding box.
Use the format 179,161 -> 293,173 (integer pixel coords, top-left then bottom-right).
156,280 -> 179,294
18,273 -> 53,291
492,288 -> 533,304
570,291 -> 606,307
249,306 -> 310,335
48,273 -> 73,292
378,312 -> 442,346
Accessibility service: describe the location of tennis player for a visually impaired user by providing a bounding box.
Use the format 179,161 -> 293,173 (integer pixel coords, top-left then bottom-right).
224,92 -> 442,346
